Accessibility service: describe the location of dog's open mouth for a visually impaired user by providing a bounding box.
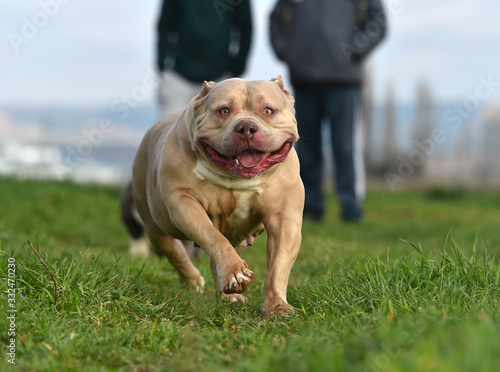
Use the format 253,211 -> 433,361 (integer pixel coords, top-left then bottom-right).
202,140 -> 293,178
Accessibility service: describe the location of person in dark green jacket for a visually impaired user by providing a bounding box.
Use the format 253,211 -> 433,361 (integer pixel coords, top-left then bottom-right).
156,0 -> 253,116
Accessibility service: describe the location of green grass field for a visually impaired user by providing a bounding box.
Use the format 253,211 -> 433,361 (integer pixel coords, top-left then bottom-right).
0,177 -> 499,371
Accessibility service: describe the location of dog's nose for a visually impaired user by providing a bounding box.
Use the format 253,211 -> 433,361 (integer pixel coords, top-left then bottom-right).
235,121 -> 259,139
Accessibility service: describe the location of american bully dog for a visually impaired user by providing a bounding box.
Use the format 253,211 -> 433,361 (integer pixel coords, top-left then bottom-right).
120,76 -> 304,316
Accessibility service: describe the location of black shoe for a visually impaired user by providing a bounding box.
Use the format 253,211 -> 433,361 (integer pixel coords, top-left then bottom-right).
303,210 -> 324,222
341,207 -> 363,224
341,216 -> 362,224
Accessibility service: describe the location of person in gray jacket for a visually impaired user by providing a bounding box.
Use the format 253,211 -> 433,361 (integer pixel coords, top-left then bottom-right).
270,0 -> 386,222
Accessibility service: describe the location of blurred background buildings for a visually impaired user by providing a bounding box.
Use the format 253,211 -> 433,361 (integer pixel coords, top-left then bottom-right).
1,0 -> 500,188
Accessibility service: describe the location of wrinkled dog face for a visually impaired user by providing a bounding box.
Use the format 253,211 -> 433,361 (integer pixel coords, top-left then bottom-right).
191,77 -> 298,178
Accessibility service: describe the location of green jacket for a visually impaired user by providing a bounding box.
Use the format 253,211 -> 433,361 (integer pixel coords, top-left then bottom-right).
157,0 -> 252,83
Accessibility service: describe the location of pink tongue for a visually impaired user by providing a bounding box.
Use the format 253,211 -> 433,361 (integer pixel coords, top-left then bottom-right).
236,150 -> 269,167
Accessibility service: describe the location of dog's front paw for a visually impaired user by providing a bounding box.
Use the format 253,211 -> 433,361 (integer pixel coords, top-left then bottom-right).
219,259 -> 254,294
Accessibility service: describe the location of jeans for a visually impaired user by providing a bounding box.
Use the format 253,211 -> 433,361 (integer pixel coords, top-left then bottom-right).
294,85 -> 364,221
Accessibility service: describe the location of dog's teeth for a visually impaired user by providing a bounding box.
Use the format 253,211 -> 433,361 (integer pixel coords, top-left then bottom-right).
235,158 -> 240,166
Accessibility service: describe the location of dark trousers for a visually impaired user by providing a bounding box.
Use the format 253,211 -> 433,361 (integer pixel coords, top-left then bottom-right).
294,85 -> 364,221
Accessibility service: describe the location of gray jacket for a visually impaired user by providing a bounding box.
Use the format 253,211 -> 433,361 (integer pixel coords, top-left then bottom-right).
270,0 -> 387,86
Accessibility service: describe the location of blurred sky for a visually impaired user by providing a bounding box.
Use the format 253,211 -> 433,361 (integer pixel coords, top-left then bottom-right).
2,0 -> 500,108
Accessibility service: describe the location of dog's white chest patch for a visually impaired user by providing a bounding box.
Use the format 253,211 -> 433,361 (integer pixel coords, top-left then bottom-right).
232,191 -> 253,224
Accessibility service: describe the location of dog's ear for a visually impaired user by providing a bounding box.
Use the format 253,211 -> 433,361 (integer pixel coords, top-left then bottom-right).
196,81 -> 216,100
271,75 -> 293,104
270,75 -> 291,96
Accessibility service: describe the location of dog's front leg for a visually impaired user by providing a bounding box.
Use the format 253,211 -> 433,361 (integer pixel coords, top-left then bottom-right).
262,212 -> 302,317
167,194 -> 254,294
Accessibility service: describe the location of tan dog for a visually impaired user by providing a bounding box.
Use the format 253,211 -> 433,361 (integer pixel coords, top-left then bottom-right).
120,76 -> 304,316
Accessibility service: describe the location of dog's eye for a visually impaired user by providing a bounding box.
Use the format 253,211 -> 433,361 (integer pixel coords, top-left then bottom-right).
264,107 -> 274,115
219,108 -> 230,115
